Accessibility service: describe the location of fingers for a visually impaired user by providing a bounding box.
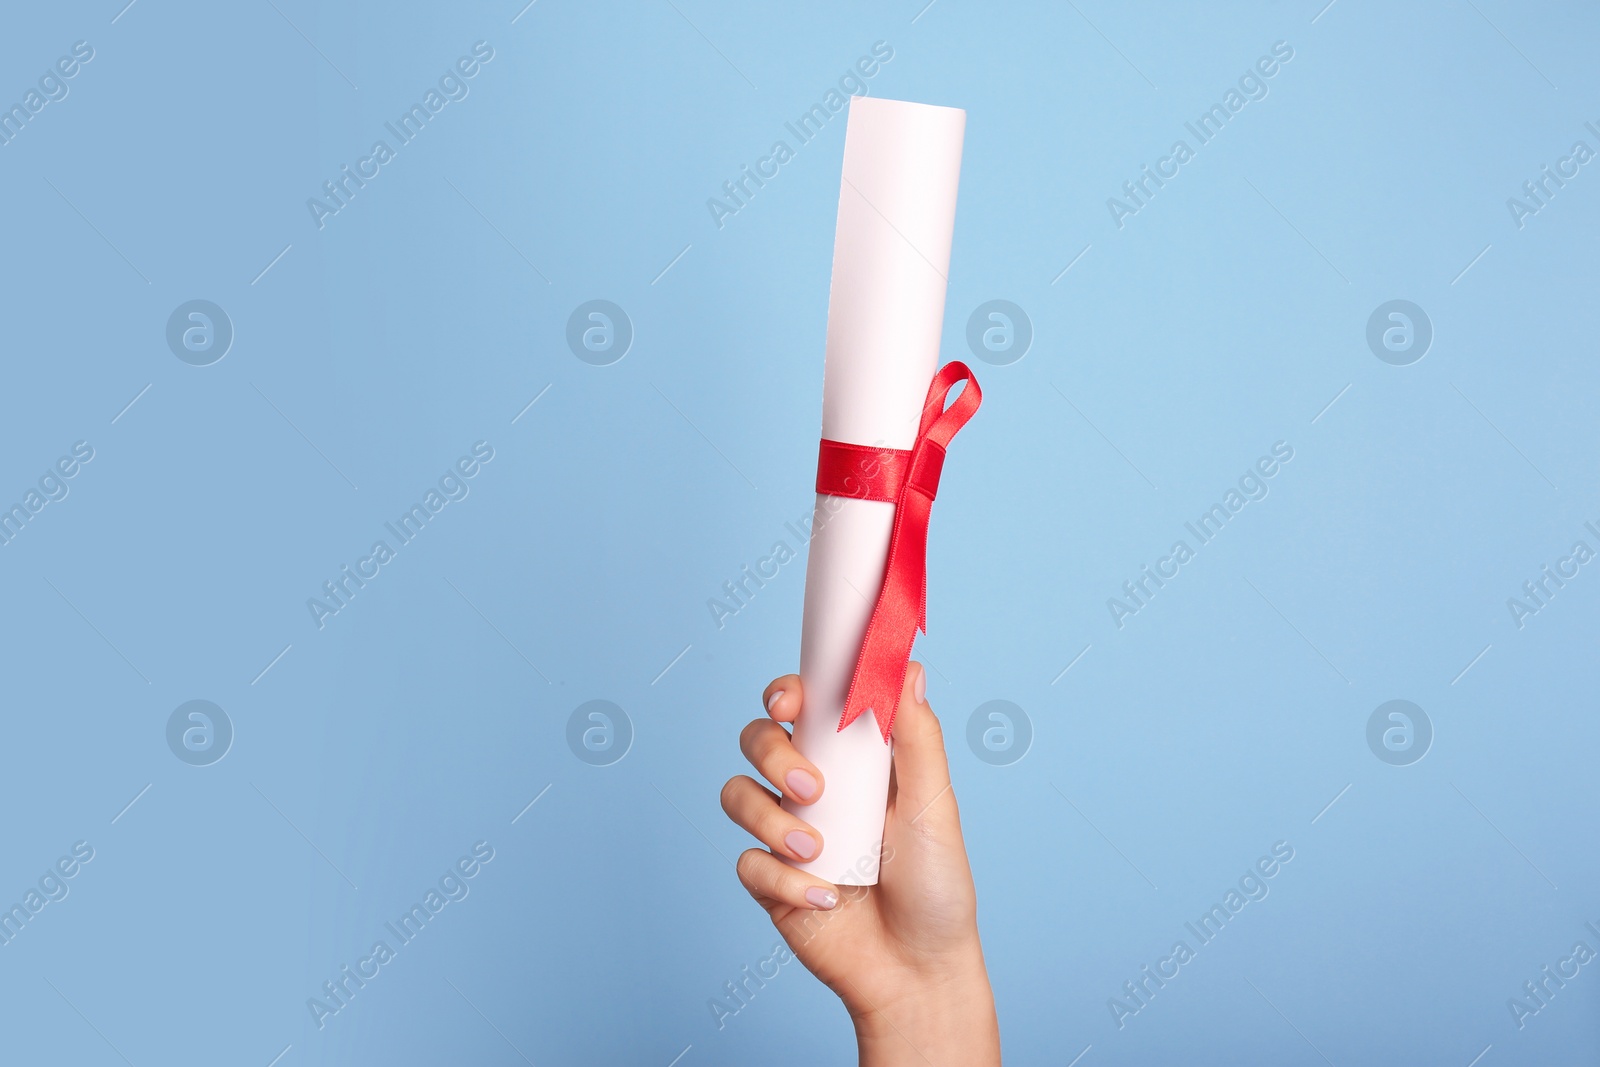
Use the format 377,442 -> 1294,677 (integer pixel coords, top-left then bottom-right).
721,775 -> 823,862
745,674 -> 820,804
762,674 -> 802,723
736,848 -> 840,913
727,674 -> 839,915
889,662 -> 954,816
740,718 -> 823,804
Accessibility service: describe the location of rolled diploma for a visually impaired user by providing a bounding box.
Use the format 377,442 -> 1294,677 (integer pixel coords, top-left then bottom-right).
782,96 -> 965,886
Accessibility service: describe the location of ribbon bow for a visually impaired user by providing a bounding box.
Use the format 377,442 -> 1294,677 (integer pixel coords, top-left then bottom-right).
813,361 -> 982,742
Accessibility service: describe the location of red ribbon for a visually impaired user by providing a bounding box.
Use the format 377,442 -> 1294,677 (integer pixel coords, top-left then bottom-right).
814,361 -> 981,742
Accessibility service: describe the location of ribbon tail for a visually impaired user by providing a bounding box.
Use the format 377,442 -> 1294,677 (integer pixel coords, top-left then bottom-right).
837,492 -> 933,741
826,362 -> 981,744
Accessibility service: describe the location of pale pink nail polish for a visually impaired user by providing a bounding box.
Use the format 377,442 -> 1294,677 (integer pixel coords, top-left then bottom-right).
766,689 -> 784,712
785,767 -> 818,801
912,663 -> 926,705
784,829 -> 817,860
805,886 -> 838,910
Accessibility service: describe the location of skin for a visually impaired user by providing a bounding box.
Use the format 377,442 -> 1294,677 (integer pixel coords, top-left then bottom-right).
720,662 -> 1002,1066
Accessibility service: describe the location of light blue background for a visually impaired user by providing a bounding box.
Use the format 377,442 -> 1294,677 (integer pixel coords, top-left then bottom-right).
1,1 -> 1597,1064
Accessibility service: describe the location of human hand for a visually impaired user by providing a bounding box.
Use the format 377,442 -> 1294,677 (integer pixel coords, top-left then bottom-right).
720,662 -> 1001,1066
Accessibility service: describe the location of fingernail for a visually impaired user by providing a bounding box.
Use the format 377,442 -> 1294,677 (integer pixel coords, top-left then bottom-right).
912,663 -> 926,705
784,829 -> 817,860
805,886 -> 838,910
785,767 -> 818,801
766,689 -> 784,712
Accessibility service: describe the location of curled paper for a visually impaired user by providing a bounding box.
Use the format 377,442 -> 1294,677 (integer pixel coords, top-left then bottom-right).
782,95 -> 966,886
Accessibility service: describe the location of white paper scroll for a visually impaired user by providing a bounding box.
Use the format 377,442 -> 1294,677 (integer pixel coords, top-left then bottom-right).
782,95 -> 966,886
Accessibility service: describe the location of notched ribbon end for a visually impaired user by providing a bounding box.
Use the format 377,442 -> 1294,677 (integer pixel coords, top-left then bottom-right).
817,361 -> 981,743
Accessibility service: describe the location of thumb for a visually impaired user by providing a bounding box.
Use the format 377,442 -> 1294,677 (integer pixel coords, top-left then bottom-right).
889,661 -> 954,817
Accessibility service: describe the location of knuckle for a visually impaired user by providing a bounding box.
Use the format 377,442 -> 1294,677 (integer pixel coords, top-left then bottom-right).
735,848 -> 765,885
759,806 -> 795,847
773,868 -> 804,902
912,710 -> 944,746
739,718 -> 767,751
719,776 -> 744,813
749,723 -> 785,765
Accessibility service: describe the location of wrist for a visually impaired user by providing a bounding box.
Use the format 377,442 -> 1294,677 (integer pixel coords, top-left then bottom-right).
850,949 -> 1000,1067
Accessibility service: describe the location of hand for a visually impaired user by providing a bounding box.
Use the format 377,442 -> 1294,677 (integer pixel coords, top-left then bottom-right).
720,662 -> 1001,1066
